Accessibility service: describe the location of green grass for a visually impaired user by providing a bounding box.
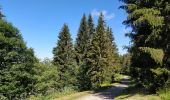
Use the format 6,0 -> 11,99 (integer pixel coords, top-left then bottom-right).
114,82 -> 161,100
157,87 -> 170,100
56,91 -> 92,100
27,91 -> 76,100
26,82 -> 117,100
26,87 -> 94,100
27,91 -> 92,100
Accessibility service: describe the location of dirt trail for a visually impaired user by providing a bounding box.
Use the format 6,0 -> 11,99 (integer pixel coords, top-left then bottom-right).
76,76 -> 130,100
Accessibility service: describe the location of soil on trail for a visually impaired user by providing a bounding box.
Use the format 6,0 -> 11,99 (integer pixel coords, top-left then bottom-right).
76,76 -> 130,100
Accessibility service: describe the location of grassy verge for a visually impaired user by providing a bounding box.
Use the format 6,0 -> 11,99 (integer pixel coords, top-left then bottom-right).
157,87 -> 170,100
56,91 -> 92,100
26,90 -> 92,100
27,75 -> 126,100
27,83 -> 117,100
114,82 -> 161,100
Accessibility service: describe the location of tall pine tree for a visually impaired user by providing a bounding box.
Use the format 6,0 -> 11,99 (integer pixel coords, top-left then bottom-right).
53,24 -> 77,90
88,13 -> 111,88
87,14 -> 95,44
77,14 -> 95,90
105,27 -> 119,82
75,14 -> 88,65
75,14 -> 89,90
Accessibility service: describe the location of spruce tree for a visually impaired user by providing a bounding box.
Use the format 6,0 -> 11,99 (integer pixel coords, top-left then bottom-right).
105,27 -> 119,82
87,14 -> 95,44
88,13 -> 111,88
77,14 -> 95,90
120,0 -> 170,92
0,13 -> 37,99
53,24 -> 77,90
75,14 -> 88,65
75,14 -> 89,90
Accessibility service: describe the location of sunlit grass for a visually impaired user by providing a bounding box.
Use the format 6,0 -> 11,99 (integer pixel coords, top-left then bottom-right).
157,87 -> 170,100
56,91 -> 92,100
114,83 -> 161,100
27,90 -> 92,100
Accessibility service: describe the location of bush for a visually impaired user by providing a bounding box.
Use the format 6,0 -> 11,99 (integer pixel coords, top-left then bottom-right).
34,58 -> 59,95
158,87 -> 170,100
112,73 -> 123,82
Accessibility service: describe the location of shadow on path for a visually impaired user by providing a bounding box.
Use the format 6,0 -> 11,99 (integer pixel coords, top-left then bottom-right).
92,76 -> 131,100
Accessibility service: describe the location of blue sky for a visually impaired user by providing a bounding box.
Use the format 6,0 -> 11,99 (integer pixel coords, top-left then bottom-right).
0,0 -> 130,59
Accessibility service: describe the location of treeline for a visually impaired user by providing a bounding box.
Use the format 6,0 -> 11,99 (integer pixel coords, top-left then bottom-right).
120,0 -> 170,93
0,8 -> 122,99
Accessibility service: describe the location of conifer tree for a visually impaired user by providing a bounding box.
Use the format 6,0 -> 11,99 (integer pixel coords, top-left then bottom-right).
87,14 -> 95,44
88,13 -> 111,88
75,14 -> 88,65
75,14 -> 89,90
105,27 -> 120,82
120,0 -> 170,92
53,24 -> 77,89
0,12 -> 37,99
78,14 -> 95,90
106,27 -> 117,52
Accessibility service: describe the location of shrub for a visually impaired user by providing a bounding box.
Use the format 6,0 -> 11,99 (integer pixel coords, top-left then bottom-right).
34,58 -> 59,95
158,88 -> 170,100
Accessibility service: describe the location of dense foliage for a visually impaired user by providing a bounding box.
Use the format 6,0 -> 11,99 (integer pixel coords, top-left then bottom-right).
75,14 -> 119,89
34,58 -> 59,95
0,12 -> 38,99
120,0 -> 170,92
53,24 -> 78,90
76,14 -> 95,90
119,53 -> 131,74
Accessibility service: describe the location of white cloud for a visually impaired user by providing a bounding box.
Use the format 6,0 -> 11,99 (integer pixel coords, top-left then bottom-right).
91,9 -> 115,20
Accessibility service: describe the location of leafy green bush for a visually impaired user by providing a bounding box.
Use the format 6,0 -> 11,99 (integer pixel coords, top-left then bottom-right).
112,73 -> 124,82
34,58 -> 59,95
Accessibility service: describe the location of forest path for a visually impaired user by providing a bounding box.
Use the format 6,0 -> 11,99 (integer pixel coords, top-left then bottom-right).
76,76 -> 130,100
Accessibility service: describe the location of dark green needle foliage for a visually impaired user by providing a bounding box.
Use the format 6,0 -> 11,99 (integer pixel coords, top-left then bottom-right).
53,24 -> 78,90
119,53 -> 131,74
75,14 -> 89,65
76,14 -> 95,90
0,11 -> 38,99
88,13 -> 112,88
87,14 -> 95,44
120,0 -> 170,92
